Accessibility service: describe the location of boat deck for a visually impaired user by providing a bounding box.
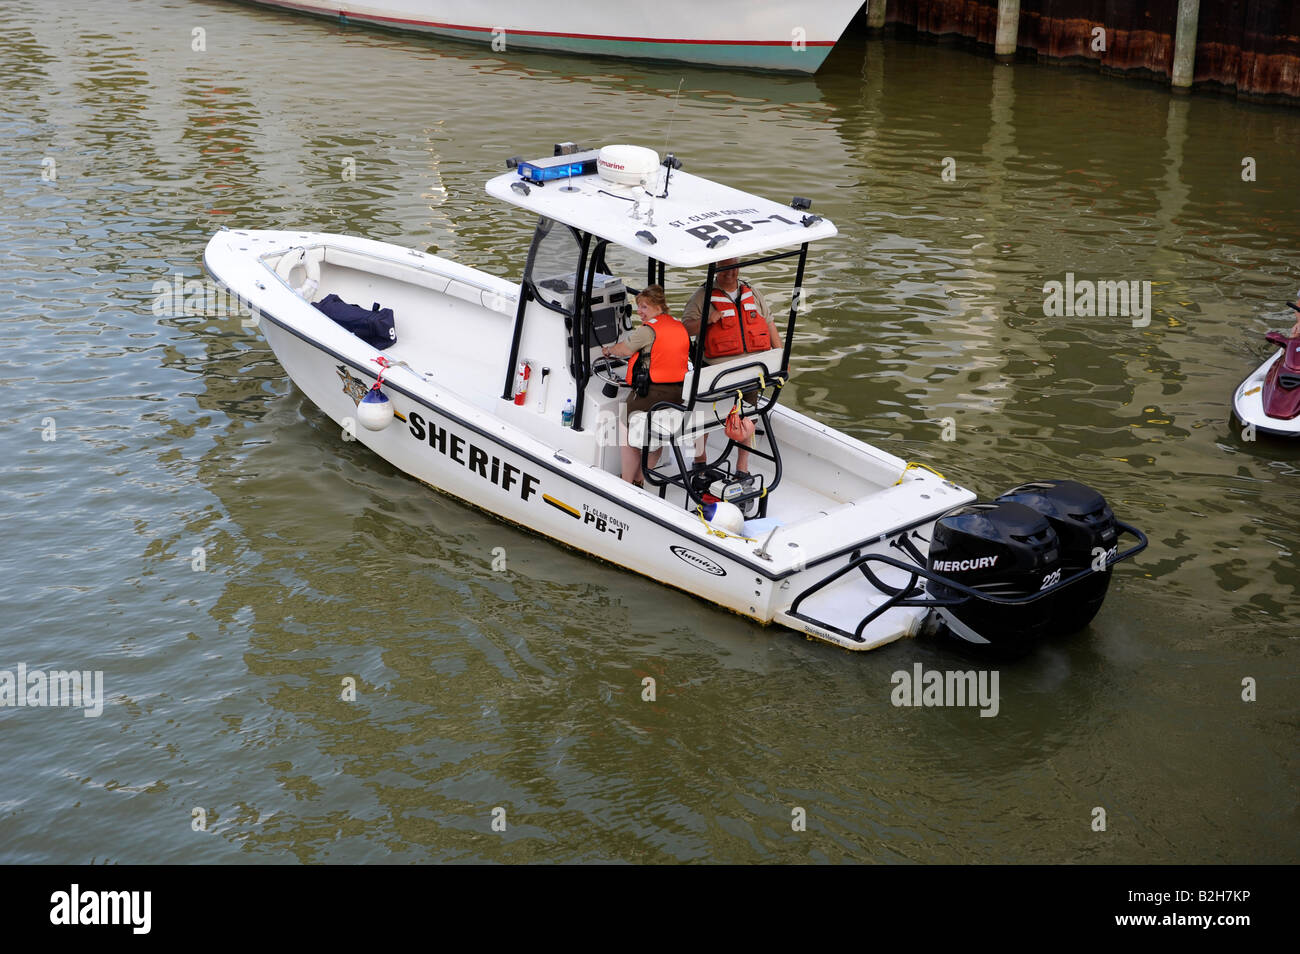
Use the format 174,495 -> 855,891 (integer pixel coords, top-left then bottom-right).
247,233 -> 950,551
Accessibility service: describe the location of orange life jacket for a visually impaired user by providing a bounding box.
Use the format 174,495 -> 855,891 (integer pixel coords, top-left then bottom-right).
702,282 -> 771,360
625,313 -> 689,385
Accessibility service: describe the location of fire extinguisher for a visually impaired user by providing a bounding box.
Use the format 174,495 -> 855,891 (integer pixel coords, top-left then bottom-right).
512,360 -> 531,405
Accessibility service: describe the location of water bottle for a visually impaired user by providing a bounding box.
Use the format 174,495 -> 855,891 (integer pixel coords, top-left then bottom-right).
561,398 -> 574,428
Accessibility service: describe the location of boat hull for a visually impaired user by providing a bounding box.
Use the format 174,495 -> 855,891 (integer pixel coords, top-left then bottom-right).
227,0 -> 860,72
254,309 -> 946,650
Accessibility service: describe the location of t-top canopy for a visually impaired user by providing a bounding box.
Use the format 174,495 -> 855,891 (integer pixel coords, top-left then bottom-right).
485,148 -> 838,268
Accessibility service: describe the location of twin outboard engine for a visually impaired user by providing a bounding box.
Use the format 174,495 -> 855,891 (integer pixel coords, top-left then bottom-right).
996,480 -> 1117,631
924,480 -> 1121,654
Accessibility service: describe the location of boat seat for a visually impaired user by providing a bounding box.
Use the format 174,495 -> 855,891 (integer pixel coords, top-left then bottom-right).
322,246 -> 452,294
318,246 -> 518,315
1266,332 -> 1300,373
682,349 -> 784,404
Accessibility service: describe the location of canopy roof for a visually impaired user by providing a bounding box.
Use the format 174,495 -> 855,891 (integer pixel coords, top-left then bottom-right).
485,152 -> 837,268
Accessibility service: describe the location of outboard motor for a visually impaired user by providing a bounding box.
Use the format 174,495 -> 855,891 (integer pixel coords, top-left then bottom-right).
996,480 -> 1117,632
925,501 -> 1061,655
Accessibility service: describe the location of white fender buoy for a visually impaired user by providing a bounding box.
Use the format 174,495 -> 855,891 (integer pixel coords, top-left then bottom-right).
702,500 -> 744,535
275,247 -> 321,300
357,386 -> 394,430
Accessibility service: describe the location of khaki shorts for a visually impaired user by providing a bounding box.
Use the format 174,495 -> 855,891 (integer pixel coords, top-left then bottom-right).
626,382 -> 683,417
624,382 -> 687,451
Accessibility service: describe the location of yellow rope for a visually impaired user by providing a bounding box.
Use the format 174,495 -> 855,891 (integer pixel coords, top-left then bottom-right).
894,461 -> 947,485
695,505 -> 756,541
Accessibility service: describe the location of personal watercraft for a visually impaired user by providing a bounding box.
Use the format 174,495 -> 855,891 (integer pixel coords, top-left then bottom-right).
1232,301 -> 1300,438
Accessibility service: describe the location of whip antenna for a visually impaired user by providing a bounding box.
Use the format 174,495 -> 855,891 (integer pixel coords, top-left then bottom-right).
663,78 -> 684,156
657,79 -> 685,199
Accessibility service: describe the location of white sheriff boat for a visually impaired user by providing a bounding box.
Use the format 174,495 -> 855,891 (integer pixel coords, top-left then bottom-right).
205,143 -> 1146,654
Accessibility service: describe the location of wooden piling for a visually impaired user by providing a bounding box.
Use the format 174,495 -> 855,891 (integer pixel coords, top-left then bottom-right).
865,0 -> 887,33
995,0 -> 1021,62
1171,0 -> 1201,91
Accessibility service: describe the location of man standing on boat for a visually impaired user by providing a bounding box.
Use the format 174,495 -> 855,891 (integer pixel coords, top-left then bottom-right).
681,257 -> 783,476
601,285 -> 690,487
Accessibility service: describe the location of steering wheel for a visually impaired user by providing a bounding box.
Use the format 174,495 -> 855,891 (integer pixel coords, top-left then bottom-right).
591,353 -> 628,387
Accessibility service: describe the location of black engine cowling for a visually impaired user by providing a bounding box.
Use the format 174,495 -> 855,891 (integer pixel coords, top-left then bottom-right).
924,480 -> 1121,654
995,480 -> 1117,633
926,501 -> 1061,654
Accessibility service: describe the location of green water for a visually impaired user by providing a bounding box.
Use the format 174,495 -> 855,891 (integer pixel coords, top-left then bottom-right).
0,0 -> 1295,863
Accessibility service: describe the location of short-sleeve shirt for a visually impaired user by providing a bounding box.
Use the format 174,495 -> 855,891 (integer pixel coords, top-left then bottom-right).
682,282 -> 773,332
682,282 -> 774,365
624,323 -> 655,353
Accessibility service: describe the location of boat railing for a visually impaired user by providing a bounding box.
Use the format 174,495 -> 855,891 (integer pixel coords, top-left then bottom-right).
639,361 -> 786,517
782,523 -> 1150,644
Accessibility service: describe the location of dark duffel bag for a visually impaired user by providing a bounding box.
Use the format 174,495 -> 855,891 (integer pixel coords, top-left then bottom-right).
312,293 -> 397,350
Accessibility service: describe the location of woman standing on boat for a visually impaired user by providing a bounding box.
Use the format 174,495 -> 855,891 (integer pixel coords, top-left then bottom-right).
601,285 -> 690,487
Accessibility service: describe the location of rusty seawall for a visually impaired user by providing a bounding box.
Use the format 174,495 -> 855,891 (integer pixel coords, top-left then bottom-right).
879,1 -> 1300,104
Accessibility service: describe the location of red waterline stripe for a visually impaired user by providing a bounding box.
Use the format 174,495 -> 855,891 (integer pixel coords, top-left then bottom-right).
249,1 -> 834,47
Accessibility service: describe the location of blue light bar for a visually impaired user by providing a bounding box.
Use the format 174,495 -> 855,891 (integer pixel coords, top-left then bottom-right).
519,160 -> 595,183
516,149 -> 601,184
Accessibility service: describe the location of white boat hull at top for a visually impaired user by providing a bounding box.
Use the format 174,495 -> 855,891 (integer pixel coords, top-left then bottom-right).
225,0 -> 864,72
